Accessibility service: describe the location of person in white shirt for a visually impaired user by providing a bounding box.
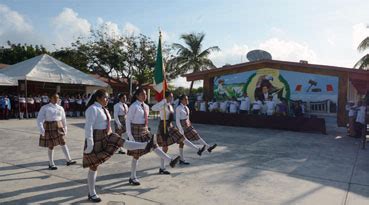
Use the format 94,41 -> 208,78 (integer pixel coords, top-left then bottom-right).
220,101 -> 229,113
76,95 -> 83,117
208,100 -> 219,112
27,95 -> 35,118
252,97 -> 262,115
355,100 -> 367,139
126,88 -> 180,186
114,93 -> 129,154
37,93 -> 77,171
41,93 -> 49,106
176,94 -> 217,165
152,92 -> 205,174
346,101 -> 357,137
265,96 -> 276,116
19,95 -> 26,119
83,89 -> 156,202
199,100 -> 207,112
237,93 -> 250,114
69,96 -> 75,117
229,99 -> 239,114
34,95 -> 42,117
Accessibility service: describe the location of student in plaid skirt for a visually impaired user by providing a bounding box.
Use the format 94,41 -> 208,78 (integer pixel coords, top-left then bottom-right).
113,93 -> 129,154
36,93 -> 77,170
152,92 -> 205,174
126,88 -> 180,185
83,89 -> 156,203
176,94 -> 217,165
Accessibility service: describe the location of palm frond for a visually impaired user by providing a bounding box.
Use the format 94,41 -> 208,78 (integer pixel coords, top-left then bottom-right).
354,53 -> 369,70
358,36 -> 369,52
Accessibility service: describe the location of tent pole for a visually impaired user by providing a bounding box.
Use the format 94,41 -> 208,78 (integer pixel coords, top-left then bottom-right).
25,79 -> 28,118
18,81 -> 20,120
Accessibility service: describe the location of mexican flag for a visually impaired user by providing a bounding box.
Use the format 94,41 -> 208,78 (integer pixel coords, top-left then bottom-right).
153,32 -> 167,101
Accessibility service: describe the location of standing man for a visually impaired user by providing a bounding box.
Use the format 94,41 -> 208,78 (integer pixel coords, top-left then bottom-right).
37,93 -> 77,170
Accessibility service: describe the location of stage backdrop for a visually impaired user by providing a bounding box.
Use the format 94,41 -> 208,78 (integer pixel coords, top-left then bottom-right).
213,68 -> 338,109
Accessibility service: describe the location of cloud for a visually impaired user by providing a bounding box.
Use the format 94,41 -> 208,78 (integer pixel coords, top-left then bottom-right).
123,22 -> 140,35
259,38 -> 317,62
352,23 -> 369,50
51,8 -> 91,48
209,44 -> 249,67
0,4 -> 34,45
96,17 -> 121,39
170,77 -> 202,89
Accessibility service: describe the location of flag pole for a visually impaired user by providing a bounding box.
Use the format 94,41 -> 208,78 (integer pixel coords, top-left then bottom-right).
159,29 -> 167,134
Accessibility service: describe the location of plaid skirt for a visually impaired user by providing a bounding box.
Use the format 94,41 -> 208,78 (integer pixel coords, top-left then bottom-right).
127,123 -> 156,158
83,129 -> 124,168
39,121 -> 66,147
180,120 -> 201,141
114,116 -> 126,135
157,121 -> 184,147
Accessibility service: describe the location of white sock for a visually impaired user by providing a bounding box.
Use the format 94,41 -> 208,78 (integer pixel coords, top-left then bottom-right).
179,148 -> 184,161
61,145 -> 72,162
88,170 -> 98,196
160,158 -> 165,169
197,138 -> 210,149
183,138 -> 199,150
123,141 -> 147,150
131,159 -> 138,179
48,149 -> 55,166
153,148 -> 172,163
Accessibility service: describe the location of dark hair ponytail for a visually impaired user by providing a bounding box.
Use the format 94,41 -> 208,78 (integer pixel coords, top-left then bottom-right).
178,94 -> 187,106
131,87 -> 145,104
86,89 -> 107,110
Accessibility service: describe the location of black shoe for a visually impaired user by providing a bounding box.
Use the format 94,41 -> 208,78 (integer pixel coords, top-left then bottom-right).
66,160 -> 77,166
118,150 -> 126,154
48,165 -> 58,170
197,145 -> 206,156
159,168 -> 171,175
207,144 -> 217,153
169,156 -> 181,168
179,159 -> 190,165
88,194 -> 102,203
129,178 -> 141,186
144,137 -> 155,153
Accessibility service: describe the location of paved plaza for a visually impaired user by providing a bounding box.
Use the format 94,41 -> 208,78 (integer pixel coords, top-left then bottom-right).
1,118 -> 369,204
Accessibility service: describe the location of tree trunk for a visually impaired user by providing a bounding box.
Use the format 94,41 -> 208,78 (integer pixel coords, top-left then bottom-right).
189,81 -> 194,95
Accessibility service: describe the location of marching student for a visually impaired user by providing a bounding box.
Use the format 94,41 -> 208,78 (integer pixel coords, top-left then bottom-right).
114,93 -> 129,154
152,92 -> 205,174
36,93 -> 77,170
176,94 -> 217,165
126,88 -> 180,185
27,95 -> 35,118
19,95 -> 26,119
83,89 -> 156,202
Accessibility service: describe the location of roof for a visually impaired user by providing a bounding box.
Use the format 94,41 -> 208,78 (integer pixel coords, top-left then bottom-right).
0,54 -> 108,87
0,64 -> 9,69
0,73 -> 18,86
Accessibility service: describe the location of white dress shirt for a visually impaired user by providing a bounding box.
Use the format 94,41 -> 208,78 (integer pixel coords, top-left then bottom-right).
126,100 -> 149,140
151,99 -> 173,120
114,102 -> 128,127
19,97 -> 26,103
252,100 -> 262,110
176,103 -> 190,134
266,100 -> 276,116
199,102 -> 206,112
346,105 -> 357,117
238,96 -> 250,111
220,101 -> 228,113
84,102 -> 110,140
356,106 -> 367,124
41,96 -> 49,103
27,98 -> 34,104
229,101 -> 239,113
37,103 -> 67,135
34,97 -> 41,103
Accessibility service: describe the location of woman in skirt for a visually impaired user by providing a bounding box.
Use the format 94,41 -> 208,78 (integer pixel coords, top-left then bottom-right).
83,89 -> 157,202
126,88 -> 180,185
36,93 -> 77,170
152,92 -> 205,174
114,93 -> 129,154
176,94 -> 217,164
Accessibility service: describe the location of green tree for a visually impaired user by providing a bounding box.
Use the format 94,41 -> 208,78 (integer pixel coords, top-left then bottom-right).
170,32 -> 220,94
355,33 -> 369,70
51,48 -> 90,73
0,41 -> 48,64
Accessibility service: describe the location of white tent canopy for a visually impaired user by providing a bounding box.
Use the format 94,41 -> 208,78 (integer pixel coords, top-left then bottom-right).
0,73 -> 18,86
0,54 -> 108,87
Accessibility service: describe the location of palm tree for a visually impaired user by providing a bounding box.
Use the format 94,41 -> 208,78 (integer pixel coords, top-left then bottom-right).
170,32 -> 220,94
355,35 -> 369,70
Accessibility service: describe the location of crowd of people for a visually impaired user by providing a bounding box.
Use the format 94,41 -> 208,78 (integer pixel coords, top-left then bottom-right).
32,89 -> 217,202
191,92 -> 305,117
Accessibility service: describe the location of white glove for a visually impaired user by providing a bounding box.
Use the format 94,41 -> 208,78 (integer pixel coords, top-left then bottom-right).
117,123 -> 122,129
128,134 -> 135,141
179,128 -> 184,135
84,138 -> 94,154
40,128 -> 45,136
64,127 -> 68,135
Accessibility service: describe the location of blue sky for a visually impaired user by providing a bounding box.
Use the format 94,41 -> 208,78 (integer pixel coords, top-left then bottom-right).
1,0 -> 369,87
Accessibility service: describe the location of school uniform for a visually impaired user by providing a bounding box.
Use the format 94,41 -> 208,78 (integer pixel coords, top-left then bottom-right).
113,102 -> 128,136
238,96 -> 250,114
252,100 -> 262,115
229,101 -> 239,114
34,97 -> 41,116
41,95 -> 49,106
27,97 -> 35,117
19,97 -> 26,118
266,100 -> 276,116
355,105 -> 367,138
